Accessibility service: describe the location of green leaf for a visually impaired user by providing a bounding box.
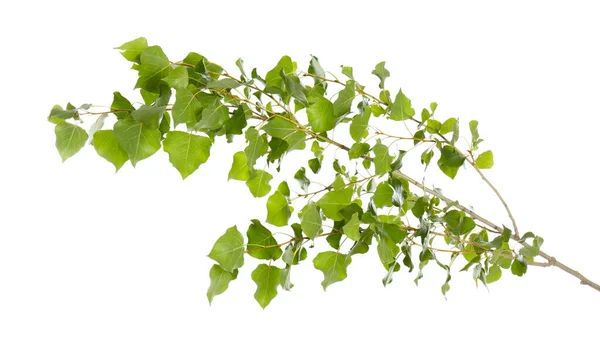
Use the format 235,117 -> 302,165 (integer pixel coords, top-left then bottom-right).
475,150 -> 494,169
280,265 -> 294,291
283,73 -> 308,105
373,140 -> 392,175
440,118 -> 456,135
159,112 -> 171,138
172,88 -> 211,127
307,97 -> 335,132
235,58 -> 247,78
246,170 -> 272,197
486,265 -> 502,284
293,167 -> 310,192
207,78 -> 242,90
246,220 -> 282,260
333,81 -> 355,118
373,182 -> 394,208
411,197 -> 428,218
162,66 -> 188,89
196,105 -> 229,130
136,46 -> 170,93
348,142 -> 370,159
301,202 -> 322,240
266,189 -> 291,227
225,105 -> 248,137
262,117 -> 297,139
244,127 -> 268,168
228,151 -> 250,181
343,213 -> 361,241
48,105 -> 77,122
372,61 -> 390,89
443,210 -> 476,236
437,145 -> 466,179
265,56 -> 293,94
469,120 -> 483,150
113,119 -> 161,167
377,236 -> 399,265
92,130 -> 128,171
208,226 -> 245,272
131,105 -> 165,128
284,131 -> 306,152
111,92 -> 135,120
426,119 -> 442,133
390,89 -> 415,120
511,257 -> 527,277
349,105 -> 371,142
313,251 -> 352,290
207,264 -> 235,305
308,56 -> 326,84
55,122 -> 88,162
115,37 -> 148,62
308,158 -> 321,174
251,264 -> 282,309
341,65 -> 354,79
163,131 -> 211,179
317,188 -> 353,221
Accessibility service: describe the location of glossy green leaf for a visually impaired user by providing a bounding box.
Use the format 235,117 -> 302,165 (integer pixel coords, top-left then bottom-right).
266,189 -> 291,227
162,66 -> 189,89
263,117 -> 297,139
373,182 -> 394,208
437,145 -> 466,179
246,170 -> 272,197
372,61 -> 390,89
55,122 -> 88,162
208,226 -> 245,272
207,264 -> 235,305
92,130 -> 128,171
313,251 -> 352,290
307,97 -> 335,132
252,264 -> 282,308
343,213 -> 361,241
390,89 -> 415,121
246,220 -> 282,260
301,202 -> 322,240
475,150 -> 494,169
163,131 -> 211,179
317,188 -> 353,221
373,140 -> 392,175
228,151 -> 250,181
115,37 -> 148,62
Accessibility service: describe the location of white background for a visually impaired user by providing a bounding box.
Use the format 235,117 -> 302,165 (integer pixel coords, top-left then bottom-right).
1,0 -> 600,343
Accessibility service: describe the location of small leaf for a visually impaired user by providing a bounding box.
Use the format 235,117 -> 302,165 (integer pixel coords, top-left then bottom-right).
349,106 -> 371,142
131,105 -> 165,128
266,189 -> 291,227
247,220 -> 282,260
208,226 -> 245,272
244,127 -> 268,168
307,97 -> 335,132
390,89 -> 415,121
343,213 -> 361,241
55,122 -> 88,162
440,118 -> 456,135
163,131 -> 212,179
162,66 -> 189,89
341,65 -> 354,79
228,151 -> 250,181
486,265 -> 502,284
437,145 -> 466,179
373,140 -> 392,176
252,264 -> 282,309
207,78 -> 242,90
301,202 -> 322,240
469,120 -> 483,150
246,170 -> 272,197
372,61 -> 390,89
207,264 -> 235,305
475,150 -> 494,169
196,105 -> 229,130
333,81 -> 355,118
313,251 -> 352,290
308,56 -> 326,85
511,257 -> 527,277
293,167 -> 310,192
265,56 -> 294,94
317,188 -> 353,221
135,46 -> 170,93
93,130 -> 128,171
348,142 -> 370,159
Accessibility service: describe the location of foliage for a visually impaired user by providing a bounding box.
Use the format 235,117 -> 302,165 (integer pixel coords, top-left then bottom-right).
49,37 -> 600,308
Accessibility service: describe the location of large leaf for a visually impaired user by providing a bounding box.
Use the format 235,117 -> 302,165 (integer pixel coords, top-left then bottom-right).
135,46 -> 170,93
373,140 -> 392,175
349,105 -> 371,142
333,81 -> 355,118
111,92 -> 135,120
313,251 -> 352,290
265,56 -> 294,94
301,202 -> 322,240
113,119 -> 161,167
244,127 -> 268,168
92,130 -> 128,171
196,105 -> 229,130
162,66 -> 189,89
172,88 -> 202,126
55,122 -> 88,162
307,97 -> 335,132
208,226 -> 245,272
206,264 -> 236,305
115,37 -> 148,62
251,264 -> 282,309
262,117 -> 297,139
163,131 -> 212,179
373,182 -> 393,208
131,105 -> 165,129
437,145 -> 466,179
246,220 -> 282,260
343,213 -> 361,241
